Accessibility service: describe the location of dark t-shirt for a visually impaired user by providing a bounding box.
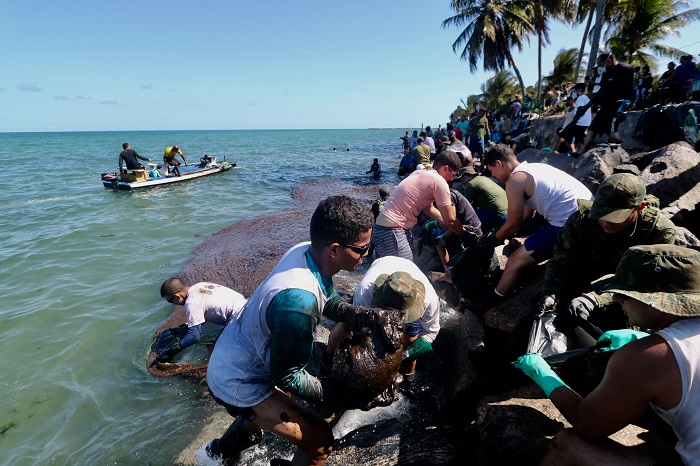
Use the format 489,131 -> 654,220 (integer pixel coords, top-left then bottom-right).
119,149 -> 148,170
597,62 -> 635,107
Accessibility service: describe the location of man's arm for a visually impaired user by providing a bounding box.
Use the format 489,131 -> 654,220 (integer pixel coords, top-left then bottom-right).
549,335 -> 675,439
118,154 -> 125,170
496,172 -> 527,242
134,151 -> 150,163
267,289 -> 323,401
178,151 -> 187,165
178,325 -> 202,349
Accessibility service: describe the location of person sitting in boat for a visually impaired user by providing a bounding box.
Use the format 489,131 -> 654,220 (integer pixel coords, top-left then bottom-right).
163,145 -> 188,177
119,143 -> 152,179
157,278 -> 247,362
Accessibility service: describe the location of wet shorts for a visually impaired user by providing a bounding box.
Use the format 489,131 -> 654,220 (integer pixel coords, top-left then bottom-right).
404,319 -> 422,337
523,223 -> 562,263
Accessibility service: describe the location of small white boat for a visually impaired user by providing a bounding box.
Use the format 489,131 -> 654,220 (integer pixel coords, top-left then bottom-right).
101,155 -> 236,190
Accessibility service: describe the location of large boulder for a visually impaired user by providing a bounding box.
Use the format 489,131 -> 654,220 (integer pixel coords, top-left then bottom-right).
568,145 -> 630,194
516,148 -> 572,171
476,385 -> 680,466
639,142 -> 700,236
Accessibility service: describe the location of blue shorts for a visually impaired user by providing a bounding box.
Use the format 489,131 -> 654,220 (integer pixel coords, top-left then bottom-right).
371,225 -> 413,261
209,390 -> 256,421
523,223 -> 562,263
404,319 -> 422,337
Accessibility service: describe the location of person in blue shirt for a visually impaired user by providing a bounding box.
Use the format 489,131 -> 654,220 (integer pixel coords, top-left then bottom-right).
205,195 -> 375,465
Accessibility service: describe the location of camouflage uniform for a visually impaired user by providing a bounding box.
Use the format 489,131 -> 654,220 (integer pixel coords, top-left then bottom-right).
543,199 -> 675,305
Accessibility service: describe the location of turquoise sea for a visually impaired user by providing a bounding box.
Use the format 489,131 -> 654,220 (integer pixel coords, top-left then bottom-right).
0,129 -> 408,465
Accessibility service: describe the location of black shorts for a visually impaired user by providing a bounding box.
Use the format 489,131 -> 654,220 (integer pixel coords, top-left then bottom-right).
557,124 -> 587,143
164,158 -> 178,166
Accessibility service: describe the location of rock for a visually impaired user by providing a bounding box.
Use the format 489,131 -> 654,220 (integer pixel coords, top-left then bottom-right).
476,385 -> 679,466
613,164 -> 641,176
568,145 -> 630,194
639,142 -> 700,236
484,270 -> 544,335
516,148 -> 572,172
674,226 -> 700,250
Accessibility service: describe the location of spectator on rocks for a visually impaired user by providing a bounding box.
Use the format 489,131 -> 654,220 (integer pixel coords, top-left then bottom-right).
512,96 -> 523,119
327,257 -> 440,392
468,108 -> 490,164
578,52 -> 635,153
454,166 -> 508,232
205,195 -> 374,465
372,151 -> 466,261
553,83 -> 592,157
674,55 -> 696,101
636,65 -> 653,109
474,144 -> 593,311
658,61 -> 677,105
456,114 -> 469,143
536,174 -> 675,347
515,244 -> 700,466
157,278 -> 247,361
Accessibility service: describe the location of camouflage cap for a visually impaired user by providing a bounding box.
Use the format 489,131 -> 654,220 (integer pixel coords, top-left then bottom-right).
372,272 -> 426,323
454,166 -> 477,179
589,174 -> 646,223
592,245 -> 700,317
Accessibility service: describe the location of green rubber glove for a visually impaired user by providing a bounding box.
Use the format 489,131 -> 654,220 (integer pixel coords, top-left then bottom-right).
595,329 -> 650,353
402,337 -> 433,361
512,353 -> 568,397
423,220 -> 439,233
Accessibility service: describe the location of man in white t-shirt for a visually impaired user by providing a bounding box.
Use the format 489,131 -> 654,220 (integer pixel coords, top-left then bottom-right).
556,83 -> 592,157
326,256 -> 440,390
158,278 -> 247,361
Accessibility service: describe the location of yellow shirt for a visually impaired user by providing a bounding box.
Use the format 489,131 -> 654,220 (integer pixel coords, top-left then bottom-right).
163,147 -> 183,159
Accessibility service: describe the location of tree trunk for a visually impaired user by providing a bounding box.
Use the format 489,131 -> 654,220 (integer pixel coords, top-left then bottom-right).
574,8 -> 595,83
537,31 -> 543,103
506,49 -> 527,101
587,0 -> 606,77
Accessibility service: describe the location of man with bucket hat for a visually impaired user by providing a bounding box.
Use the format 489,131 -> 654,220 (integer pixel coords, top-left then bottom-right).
327,256 -> 440,390
538,173 -> 675,339
515,244 -> 700,465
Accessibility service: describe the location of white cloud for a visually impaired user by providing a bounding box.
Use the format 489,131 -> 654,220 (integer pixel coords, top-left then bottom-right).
17,83 -> 43,92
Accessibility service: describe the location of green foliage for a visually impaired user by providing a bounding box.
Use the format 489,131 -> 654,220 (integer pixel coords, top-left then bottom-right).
545,48 -> 587,89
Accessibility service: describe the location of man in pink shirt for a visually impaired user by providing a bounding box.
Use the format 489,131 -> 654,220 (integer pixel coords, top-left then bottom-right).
372,151 -> 467,260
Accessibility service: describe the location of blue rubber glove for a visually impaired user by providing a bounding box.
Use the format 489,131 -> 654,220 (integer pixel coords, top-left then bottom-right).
512,353 -> 568,397
423,220 -> 439,234
595,329 -> 650,353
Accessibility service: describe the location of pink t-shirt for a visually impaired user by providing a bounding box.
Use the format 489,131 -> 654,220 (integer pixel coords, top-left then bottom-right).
377,169 -> 451,229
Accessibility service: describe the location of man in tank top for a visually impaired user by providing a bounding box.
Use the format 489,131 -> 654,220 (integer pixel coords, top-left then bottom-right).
476,144 -> 593,310
515,244 -> 700,465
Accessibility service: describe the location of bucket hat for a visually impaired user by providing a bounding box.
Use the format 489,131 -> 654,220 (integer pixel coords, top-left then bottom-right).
592,244 -> 700,316
589,174 -> 646,223
372,272 -> 425,323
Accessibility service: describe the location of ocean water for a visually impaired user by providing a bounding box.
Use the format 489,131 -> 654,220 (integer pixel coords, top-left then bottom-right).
0,129 -> 409,465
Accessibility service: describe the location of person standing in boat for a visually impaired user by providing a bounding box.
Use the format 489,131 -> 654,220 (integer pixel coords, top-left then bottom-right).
163,145 -> 187,177
119,143 -> 151,179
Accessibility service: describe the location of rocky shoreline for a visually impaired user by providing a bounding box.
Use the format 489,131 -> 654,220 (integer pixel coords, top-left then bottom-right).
162,116 -> 700,465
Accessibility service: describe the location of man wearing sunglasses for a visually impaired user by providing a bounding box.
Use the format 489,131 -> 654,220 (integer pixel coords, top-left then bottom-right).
373,150 -> 467,261
206,195 -> 375,465
156,278 -> 247,362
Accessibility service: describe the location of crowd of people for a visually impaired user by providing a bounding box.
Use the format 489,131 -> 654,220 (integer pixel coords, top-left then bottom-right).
147,51 -> 699,466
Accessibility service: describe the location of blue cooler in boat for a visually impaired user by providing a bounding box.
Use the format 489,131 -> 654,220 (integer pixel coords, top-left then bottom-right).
150,169 -> 158,178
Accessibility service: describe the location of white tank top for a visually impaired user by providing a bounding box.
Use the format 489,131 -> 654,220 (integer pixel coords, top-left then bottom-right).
511,162 -> 593,227
652,318 -> 700,463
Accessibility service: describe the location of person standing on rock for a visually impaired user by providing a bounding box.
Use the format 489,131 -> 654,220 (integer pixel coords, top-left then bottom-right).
205,195 -> 375,465
474,144 -> 593,312
536,174 -> 675,347
578,52 -> 635,154
515,244 -> 700,465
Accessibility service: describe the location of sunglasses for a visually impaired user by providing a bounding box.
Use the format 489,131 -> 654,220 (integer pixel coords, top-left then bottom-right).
165,295 -> 176,304
343,243 -> 370,255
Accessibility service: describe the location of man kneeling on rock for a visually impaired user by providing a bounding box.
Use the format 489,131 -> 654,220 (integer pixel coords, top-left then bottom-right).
537,174 -> 675,346
327,256 -> 440,392
206,195 -> 375,465
515,245 -> 700,465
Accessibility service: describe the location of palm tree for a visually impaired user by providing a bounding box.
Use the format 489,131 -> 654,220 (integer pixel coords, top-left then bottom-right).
544,48 -> 587,89
606,0 -> 700,65
442,0 -> 535,98
529,0 -> 576,101
479,70 -> 519,109
587,0 -> 607,77
573,0 -> 596,83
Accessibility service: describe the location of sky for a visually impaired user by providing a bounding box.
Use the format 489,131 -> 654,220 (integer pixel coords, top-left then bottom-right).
1,0 -> 699,132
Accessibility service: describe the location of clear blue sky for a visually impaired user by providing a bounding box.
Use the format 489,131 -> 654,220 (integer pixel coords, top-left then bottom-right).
1,0 -> 698,132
